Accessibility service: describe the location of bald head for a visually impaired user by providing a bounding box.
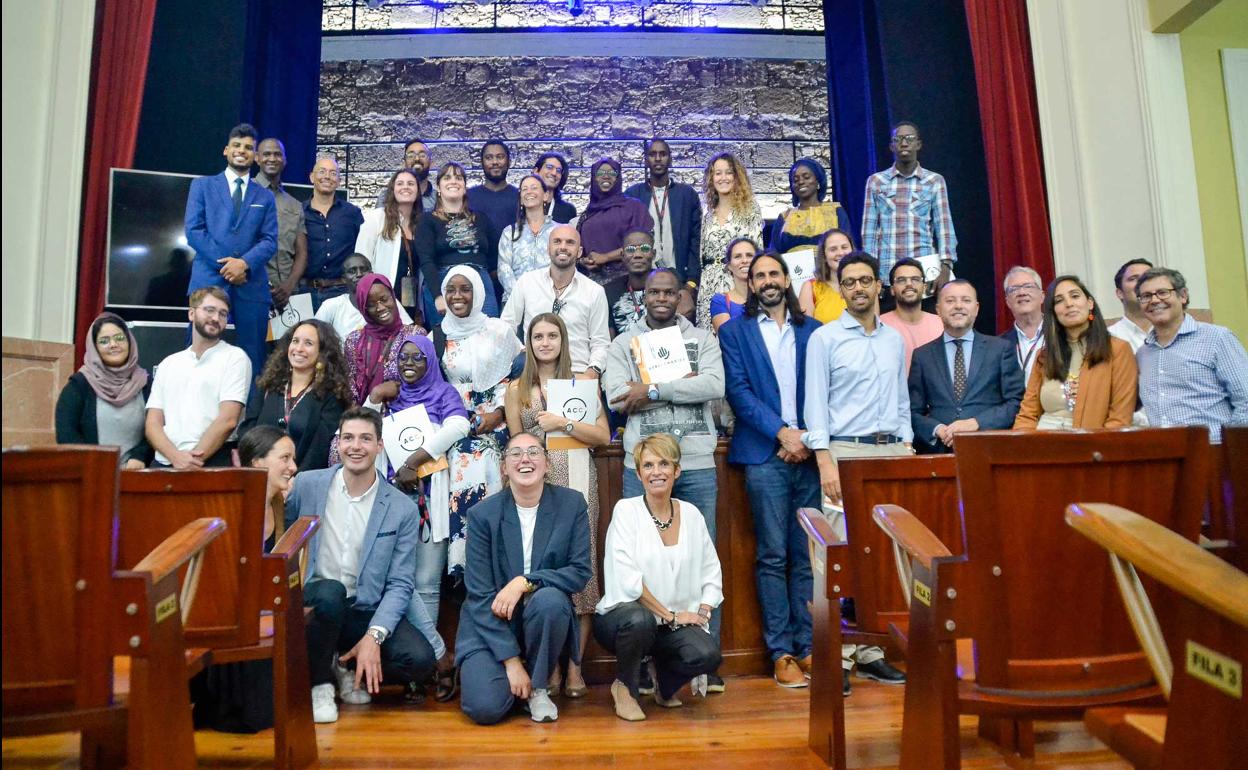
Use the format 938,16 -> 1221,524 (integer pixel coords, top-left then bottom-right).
548,225 -> 582,270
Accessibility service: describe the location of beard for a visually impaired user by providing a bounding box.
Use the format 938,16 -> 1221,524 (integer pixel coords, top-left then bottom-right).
193,319 -> 222,340
484,167 -> 507,184
759,285 -> 787,308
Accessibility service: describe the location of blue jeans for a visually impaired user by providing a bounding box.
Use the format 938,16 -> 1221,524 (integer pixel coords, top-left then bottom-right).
744,454 -> 819,660
422,265 -> 499,326
622,464 -> 720,645
404,529 -> 448,660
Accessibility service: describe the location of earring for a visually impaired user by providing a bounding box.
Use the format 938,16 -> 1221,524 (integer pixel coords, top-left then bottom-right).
1088,311 -> 1095,321
315,361 -> 325,371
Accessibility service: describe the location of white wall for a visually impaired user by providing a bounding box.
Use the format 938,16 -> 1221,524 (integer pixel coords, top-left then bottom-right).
1,0 -> 96,344
1027,0 -> 1210,310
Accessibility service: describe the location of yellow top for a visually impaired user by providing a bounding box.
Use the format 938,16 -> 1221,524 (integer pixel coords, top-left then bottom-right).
810,280 -> 847,324
779,202 -> 843,239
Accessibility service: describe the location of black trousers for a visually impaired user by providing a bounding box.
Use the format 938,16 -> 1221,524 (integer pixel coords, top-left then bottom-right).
303,579 -> 435,687
593,601 -> 722,700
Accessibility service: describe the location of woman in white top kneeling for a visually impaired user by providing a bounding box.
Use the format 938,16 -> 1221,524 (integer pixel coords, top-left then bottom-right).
595,433 -> 724,721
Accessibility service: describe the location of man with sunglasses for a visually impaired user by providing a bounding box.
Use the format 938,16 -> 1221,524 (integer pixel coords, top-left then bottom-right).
861,121 -> 958,313
1134,267 -> 1248,443
603,229 -> 657,336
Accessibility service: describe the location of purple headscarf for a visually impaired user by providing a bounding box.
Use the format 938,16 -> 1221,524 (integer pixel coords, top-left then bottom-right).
389,333 -> 467,425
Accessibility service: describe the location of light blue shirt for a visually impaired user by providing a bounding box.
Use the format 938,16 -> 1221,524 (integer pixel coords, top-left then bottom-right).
758,313 -> 798,428
942,330 -> 975,380
804,312 -> 912,448
1137,315 -> 1248,443
497,217 -> 557,303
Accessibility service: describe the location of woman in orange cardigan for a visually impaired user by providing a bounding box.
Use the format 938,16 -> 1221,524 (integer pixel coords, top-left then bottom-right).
1013,275 -> 1137,430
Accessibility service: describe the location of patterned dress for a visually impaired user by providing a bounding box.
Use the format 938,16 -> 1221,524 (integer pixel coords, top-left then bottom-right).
519,398 -> 602,615
697,201 -> 763,331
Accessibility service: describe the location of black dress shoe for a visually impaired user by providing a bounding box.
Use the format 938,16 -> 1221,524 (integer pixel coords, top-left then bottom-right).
842,670 -> 851,696
856,659 -> 906,684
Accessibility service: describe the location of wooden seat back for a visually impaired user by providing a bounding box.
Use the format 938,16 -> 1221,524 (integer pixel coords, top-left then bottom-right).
953,428 -> 1208,696
1216,426 -> 1246,569
3,446 -> 120,718
838,454 -> 961,635
117,468 -> 267,649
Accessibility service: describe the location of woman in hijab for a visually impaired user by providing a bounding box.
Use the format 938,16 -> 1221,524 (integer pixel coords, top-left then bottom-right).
436,265 -> 524,576
343,273 -> 426,407
770,158 -> 850,256
576,157 -> 654,286
56,312 -> 153,467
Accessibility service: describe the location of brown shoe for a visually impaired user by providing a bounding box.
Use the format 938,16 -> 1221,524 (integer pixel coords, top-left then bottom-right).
611,680 -> 646,721
774,654 -> 809,688
797,654 -> 813,680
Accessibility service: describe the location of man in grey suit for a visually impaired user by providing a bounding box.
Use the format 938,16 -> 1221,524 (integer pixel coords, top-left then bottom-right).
285,406 -> 436,723
908,280 -> 1024,453
456,432 -> 592,725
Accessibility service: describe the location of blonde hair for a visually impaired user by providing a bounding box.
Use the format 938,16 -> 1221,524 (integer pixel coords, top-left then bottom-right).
189,286 -> 229,309
702,152 -> 755,216
632,433 -> 682,473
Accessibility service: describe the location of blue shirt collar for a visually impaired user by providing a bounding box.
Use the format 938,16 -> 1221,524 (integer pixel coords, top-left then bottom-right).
942,329 -> 975,345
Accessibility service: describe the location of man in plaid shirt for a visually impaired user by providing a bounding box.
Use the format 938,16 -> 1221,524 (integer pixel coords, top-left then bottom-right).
862,121 -> 958,312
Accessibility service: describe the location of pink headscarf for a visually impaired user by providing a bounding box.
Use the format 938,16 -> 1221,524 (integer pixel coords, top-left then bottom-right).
80,312 -> 148,407
352,273 -> 404,400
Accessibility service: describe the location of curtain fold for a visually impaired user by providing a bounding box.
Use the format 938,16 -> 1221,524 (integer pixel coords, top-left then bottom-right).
75,0 -> 158,363
963,0 -> 1056,330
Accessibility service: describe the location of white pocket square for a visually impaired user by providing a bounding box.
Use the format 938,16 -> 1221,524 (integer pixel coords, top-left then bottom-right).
249,203 -> 264,207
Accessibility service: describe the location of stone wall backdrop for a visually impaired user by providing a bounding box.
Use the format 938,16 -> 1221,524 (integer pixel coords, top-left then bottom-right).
317,55 -> 831,224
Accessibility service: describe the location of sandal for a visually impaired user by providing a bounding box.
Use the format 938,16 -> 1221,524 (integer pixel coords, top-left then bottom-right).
435,666 -> 459,703
404,681 -> 426,705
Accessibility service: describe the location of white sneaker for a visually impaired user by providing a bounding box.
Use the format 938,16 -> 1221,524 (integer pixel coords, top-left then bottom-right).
528,688 -> 558,723
335,660 -> 371,705
311,683 -> 338,724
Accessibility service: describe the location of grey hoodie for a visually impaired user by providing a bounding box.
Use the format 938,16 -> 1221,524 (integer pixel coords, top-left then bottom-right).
604,314 -> 725,470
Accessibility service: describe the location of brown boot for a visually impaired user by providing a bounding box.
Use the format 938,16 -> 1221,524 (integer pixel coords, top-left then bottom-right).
774,654 -> 808,688
611,680 -> 646,721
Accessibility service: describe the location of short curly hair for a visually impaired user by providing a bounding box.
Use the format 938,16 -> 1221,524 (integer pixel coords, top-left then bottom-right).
255,319 -> 352,406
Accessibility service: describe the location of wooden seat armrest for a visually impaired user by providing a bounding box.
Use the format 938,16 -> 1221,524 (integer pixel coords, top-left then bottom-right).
1066,503 -> 1248,627
269,516 -> 320,563
872,504 -> 953,570
131,517 -> 227,583
798,507 -> 836,549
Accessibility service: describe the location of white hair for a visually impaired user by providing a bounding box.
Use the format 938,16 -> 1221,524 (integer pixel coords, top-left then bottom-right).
1002,265 -> 1043,294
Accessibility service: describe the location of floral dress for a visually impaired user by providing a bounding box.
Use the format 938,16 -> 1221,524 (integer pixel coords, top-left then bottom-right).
697,201 -> 762,330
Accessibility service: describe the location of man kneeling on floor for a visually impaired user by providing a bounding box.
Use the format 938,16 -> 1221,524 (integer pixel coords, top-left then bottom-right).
456,432 -> 592,724
286,406 -> 437,723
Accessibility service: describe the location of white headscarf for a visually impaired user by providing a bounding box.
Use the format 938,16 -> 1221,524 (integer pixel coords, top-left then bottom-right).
439,265 -> 523,392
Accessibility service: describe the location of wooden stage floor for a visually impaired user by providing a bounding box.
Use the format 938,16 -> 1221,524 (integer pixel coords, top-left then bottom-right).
2,675 -> 1128,769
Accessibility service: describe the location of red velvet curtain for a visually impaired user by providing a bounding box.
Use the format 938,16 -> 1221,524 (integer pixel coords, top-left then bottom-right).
75,0 -> 158,363
963,0 -> 1055,331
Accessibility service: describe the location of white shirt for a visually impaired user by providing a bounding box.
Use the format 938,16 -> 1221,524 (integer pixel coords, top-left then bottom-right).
224,167 -> 249,199
758,313 -> 798,428
314,293 -> 412,349
146,341 -> 251,464
1012,321 -> 1044,383
647,185 -> 676,270
354,207 -> 404,286
596,497 -> 723,617
516,503 -> 539,574
1108,316 -> 1149,353
500,269 -> 610,373
315,468 -> 380,599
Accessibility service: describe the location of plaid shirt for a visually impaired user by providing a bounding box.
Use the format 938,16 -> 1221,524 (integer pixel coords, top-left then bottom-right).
861,164 -> 957,283
1137,314 -> 1248,443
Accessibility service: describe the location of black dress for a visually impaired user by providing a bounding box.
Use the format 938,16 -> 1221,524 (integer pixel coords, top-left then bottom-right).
239,386 -> 345,472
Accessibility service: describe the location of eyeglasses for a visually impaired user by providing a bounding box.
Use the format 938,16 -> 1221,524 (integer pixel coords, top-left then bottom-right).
594,170 -> 619,180
891,134 -> 919,145
397,351 -> 426,364
623,244 -> 654,255
404,150 -> 429,159
1137,288 -> 1176,303
1005,283 -> 1041,296
551,298 -> 566,316
504,447 -> 545,460
96,333 -> 127,347
839,275 -> 877,289
313,169 -> 339,179
892,275 -> 925,286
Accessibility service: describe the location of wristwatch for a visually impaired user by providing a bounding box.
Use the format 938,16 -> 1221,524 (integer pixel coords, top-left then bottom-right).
564,421 -> 575,434
586,365 -> 604,377
647,384 -> 660,401
367,627 -> 387,645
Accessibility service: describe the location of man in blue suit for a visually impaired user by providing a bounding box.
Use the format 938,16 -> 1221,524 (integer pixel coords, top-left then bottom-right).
720,252 -> 823,689
284,407 -> 437,723
184,123 -> 279,378
909,280 -> 1024,453
456,432 -> 592,725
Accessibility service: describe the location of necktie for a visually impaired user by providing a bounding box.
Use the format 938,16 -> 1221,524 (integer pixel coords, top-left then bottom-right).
232,177 -> 244,219
952,338 -> 967,401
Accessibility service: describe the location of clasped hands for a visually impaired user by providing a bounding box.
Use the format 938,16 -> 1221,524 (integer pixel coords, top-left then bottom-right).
217,256 -> 248,285
933,418 -> 979,448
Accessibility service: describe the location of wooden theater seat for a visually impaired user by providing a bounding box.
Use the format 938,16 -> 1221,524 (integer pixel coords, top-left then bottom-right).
116,468 -> 320,770
2,446 -> 224,770
798,454 -> 961,768
1213,426 -> 1246,569
1067,502 -> 1248,769
872,427 -> 1211,769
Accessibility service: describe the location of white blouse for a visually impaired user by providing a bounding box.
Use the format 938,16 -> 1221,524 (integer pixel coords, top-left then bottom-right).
596,496 -> 724,616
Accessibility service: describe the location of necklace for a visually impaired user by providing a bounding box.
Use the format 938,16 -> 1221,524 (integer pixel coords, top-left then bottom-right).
283,379 -> 313,427
644,496 -> 675,531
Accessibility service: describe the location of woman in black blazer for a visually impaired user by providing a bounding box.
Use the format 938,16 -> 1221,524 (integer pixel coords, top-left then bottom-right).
240,319 -> 351,472
55,312 -> 153,467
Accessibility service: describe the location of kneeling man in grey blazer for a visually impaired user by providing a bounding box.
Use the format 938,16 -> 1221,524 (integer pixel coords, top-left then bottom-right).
456,432 -> 592,724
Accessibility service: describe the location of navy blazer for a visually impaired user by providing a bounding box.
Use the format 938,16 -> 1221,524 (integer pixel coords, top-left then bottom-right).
454,485 -> 592,666
185,172 -> 279,303
720,311 -> 822,465
908,333 -> 1024,453
284,466 -> 418,634
623,181 -> 703,284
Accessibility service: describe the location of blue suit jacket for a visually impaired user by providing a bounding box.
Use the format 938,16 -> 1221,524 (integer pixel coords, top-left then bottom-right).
720,312 -> 822,465
185,172 -> 278,303
454,485 -> 592,666
908,333 -> 1024,453
624,181 -> 703,284
284,466 -> 417,634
